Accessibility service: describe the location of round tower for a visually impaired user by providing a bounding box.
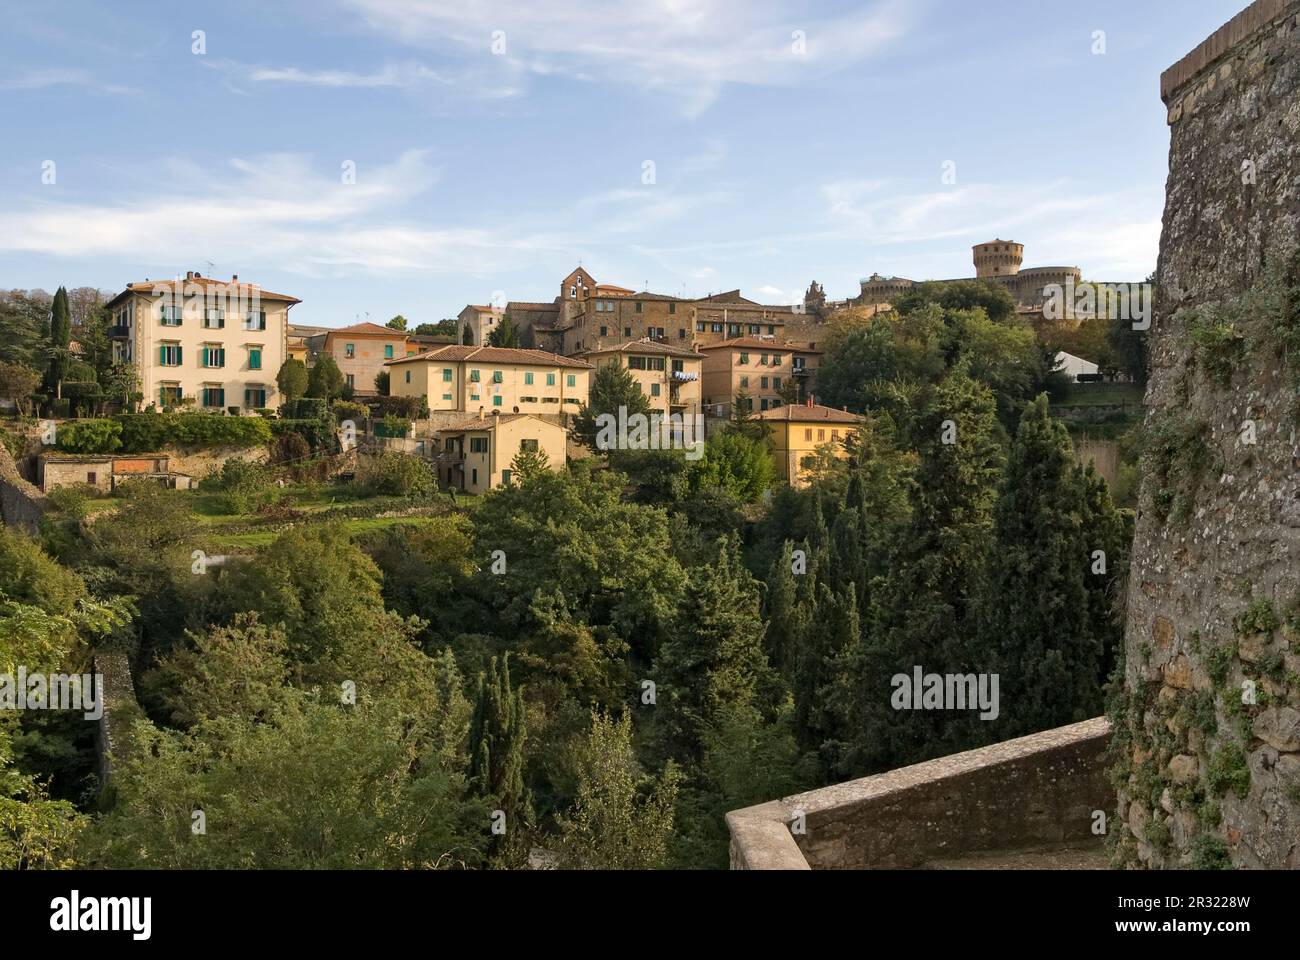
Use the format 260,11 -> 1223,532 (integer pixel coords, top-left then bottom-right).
972,240 -> 1024,278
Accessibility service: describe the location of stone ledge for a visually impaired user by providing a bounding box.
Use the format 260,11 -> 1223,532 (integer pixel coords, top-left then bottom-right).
1160,0 -> 1298,104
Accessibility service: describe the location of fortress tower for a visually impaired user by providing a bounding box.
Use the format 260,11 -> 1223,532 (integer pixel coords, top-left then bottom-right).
972,240 -> 1024,278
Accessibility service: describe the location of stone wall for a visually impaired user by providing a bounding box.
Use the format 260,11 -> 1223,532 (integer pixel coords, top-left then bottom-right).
1116,0 -> 1300,869
728,718 -> 1110,869
93,650 -> 144,789
0,442 -> 48,534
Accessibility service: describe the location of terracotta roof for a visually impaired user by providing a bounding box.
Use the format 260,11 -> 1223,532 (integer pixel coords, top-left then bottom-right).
594,284 -> 634,294
109,276 -> 300,306
506,301 -> 560,312
437,413 -> 548,432
577,340 -> 702,359
755,403 -> 861,424
322,321 -> 407,337
385,345 -> 593,369
696,338 -> 821,352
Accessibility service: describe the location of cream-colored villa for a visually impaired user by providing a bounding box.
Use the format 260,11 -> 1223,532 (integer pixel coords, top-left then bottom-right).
385,345 -> 592,417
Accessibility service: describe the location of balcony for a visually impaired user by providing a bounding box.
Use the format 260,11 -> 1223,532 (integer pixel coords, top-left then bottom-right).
727,717 -> 1111,869
107,325 -> 131,339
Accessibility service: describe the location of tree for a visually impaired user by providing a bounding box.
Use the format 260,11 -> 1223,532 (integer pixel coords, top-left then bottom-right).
652,535 -> 774,765
509,444 -> 550,482
103,361 -> 141,412
487,314 -> 520,348
556,710 -> 680,869
374,370 -> 390,396
462,324 -> 475,346
688,428 -> 774,502
0,290 -> 52,370
45,287 -> 72,400
414,319 -> 458,338
306,355 -> 344,401
468,655 -> 530,845
0,362 -> 41,416
276,358 -> 308,404
977,395 -> 1108,737
570,362 -> 653,451
386,315 -> 408,331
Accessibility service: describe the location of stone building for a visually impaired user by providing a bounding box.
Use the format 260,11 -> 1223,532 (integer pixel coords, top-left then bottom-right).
1116,0 -> 1300,869
698,338 -> 820,416
574,340 -> 703,420
858,241 -> 1082,311
304,321 -> 413,397
106,271 -> 296,413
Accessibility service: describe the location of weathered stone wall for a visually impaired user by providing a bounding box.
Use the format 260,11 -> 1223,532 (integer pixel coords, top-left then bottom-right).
728,718 -> 1110,869
1116,0 -> 1300,869
0,443 -> 48,533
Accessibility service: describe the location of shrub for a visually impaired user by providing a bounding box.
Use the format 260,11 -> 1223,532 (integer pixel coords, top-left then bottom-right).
54,418 -> 122,453
332,400 -> 368,425
269,430 -> 311,467
115,413 -> 272,452
375,414 -> 410,438
271,418 -> 335,453
284,398 -> 329,421
374,395 -> 426,419
46,483 -> 94,520
202,457 -> 278,514
1207,741 -> 1251,799
351,451 -> 435,497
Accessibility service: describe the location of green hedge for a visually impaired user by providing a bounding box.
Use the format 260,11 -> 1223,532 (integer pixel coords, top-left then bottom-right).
115,413 -> 273,452
285,398 -> 329,421
271,418 -> 336,452
55,418 -> 122,453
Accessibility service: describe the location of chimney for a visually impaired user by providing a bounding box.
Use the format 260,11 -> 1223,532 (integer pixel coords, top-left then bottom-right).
186,271 -> 194,280
232,274 -> 238,281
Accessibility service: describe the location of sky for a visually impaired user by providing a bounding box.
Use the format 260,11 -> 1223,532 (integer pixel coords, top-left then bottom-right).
0,0 -> 1249,328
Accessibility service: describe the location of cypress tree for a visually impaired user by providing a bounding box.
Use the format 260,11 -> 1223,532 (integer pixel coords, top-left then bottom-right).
980,394 -> 1099,737
46,286 -> 71,398
763,541 -> 807,679
791,582 -> 858,771
469,655 -> 528,828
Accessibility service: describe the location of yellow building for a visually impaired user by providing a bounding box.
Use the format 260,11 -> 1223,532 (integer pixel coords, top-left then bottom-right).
386,345 -> 591,417
106,271 -> 297,413
575,340 -> 703,419
753,402 -> 861,487
287,323 -> 328,364
698,338 -> 821,417
311,322 -> 411,397
434,413 -> 567,493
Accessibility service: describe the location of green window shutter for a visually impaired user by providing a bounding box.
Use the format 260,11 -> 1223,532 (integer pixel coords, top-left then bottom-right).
493,395 -> 502,407
159,345 -> 166,365
547,373 -> 555,386
176,346 -> 182,366
219,348 -> 226,367
442,368 -> 452,382
567,374 -> 575,387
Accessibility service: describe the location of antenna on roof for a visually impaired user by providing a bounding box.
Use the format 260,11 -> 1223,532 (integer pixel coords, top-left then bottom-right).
205,260 -> 214,275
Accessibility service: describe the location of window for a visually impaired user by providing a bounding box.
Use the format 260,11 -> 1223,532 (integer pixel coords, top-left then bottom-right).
201,386 -> 225,408
492,370 -> 503,383
805,428 -> 813,441
672,360 -> 684,373
739,352 -> 749,365
595,302 -> 604,312
760,399 -> 769,411
443,368 -> 453,382
346,374 -> 355,389
760,353 -> 769,365
624,327 -> 631,338
678,328 -> 686,339
818,429 -> 825,441
567,374 -> 576,387
405,370 -> 411,384
740,376 -> 749,388
520,438 -> 539,452
635,302 -> 642,313
832,430 -> 839,440
345,343 -> 356,358
159,344 -> 182,366
669,302 -> 676,315
493,395 -> 503,407
469,369 -> 481,382
245,387 -> 267,408
728,324 -> 740,336
761,377 -> 769,389
384,344 -> 394,359
650,383 -> 660,397
773,354 -> 782,366
442,393 -> 453,401
711,322 -> 723,333
767,325 -> 775,335
599,326 -> 607,337
87,472 -> 96,485
201,345 -> 225,368
470,437 -> 488,453
160,304 -> 183,326
205,308 -> 226,329
749,324 -> 759,335
472,468 -> 478,485
248,346 -> 262,370
773,377 -> 782,390
244,311 -> 266,331
627,356 -> 665,371
501,469 -> 512,485
525,372 -> 534,385
159,384 -> 182,405
696,322 -> 705,332
546,373 -> 556,386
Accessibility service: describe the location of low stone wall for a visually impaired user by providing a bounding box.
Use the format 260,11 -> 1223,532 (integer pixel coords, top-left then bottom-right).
0,443 -> 48,533
727,717 -> 1111,869
93,650 -> 144,789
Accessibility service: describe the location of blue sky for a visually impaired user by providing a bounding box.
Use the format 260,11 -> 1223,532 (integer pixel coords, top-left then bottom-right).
0,0 -> 1247,328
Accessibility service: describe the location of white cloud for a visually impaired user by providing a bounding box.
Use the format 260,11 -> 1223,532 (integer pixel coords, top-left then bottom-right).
0,67 -> 135,95
337,0 -> 919,114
